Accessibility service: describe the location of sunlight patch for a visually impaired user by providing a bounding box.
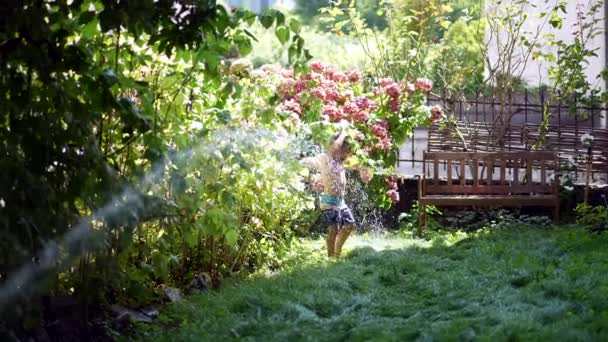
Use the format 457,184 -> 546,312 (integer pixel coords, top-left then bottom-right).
345,234 -> 431,252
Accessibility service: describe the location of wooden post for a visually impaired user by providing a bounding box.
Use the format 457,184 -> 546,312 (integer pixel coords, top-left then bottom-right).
418,203 -> 426,238
585,146 -> 592,204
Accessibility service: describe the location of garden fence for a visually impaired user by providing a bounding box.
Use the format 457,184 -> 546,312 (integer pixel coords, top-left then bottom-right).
398,89 -> 608,184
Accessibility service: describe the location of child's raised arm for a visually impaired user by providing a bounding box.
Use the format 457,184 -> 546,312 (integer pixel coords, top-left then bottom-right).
300,155 -> 321,170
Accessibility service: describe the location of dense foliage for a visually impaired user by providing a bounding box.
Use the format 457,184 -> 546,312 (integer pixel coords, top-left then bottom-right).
0,0 -> 313,335
0,0 -> 443,337
575,202 -> 608,233
294,0 -> 387,30
289,0 -> 485,98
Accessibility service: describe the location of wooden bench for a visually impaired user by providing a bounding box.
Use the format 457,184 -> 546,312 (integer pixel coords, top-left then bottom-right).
417,151 -> 560,236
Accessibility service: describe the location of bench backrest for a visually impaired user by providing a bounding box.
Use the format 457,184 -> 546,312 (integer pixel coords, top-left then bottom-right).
421,151 -> 559,195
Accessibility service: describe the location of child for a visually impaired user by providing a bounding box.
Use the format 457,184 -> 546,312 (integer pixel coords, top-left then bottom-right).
302,130 -> 371,257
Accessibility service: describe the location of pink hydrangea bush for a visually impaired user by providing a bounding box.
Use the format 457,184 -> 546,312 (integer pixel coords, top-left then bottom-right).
259,61 -> 442,205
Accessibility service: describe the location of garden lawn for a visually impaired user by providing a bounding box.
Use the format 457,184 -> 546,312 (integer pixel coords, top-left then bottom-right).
137,226 -> 608,341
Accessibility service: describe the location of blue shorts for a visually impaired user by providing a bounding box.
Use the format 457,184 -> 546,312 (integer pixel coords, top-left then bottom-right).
321,206 -> 355,228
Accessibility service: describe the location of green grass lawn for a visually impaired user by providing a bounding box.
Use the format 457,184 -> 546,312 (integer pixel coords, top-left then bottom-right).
137,226 -> 608,341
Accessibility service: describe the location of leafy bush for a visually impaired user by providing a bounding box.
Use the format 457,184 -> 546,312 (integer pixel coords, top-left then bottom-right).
294,0 -> 387,29
429,16 -> 485,96
575,203 -> 608,232
398,201 -> 442,236
0,1 -> 312,334
322,0 -> 485,99
246,22 -> 369,71
442,209 -> 552,231
399,207 -> 552,233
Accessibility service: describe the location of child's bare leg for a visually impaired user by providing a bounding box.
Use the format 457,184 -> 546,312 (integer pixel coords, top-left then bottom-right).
334,224 -> 354,257
326,225 -> 338,257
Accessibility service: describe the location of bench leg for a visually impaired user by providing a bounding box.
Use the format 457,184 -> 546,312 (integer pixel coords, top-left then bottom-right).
417,203 -> 426,237
553,203 -> 560,225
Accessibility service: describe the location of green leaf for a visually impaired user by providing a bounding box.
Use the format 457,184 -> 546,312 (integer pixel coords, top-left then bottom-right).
288,18 -> 301,34
236,37 -> 252,56
185,229 -> 199,247
303,49 -> 313,61
224,229 -> 238,247
274,10 -> 285,26
438,20 -> 451,30
275,26 -> 290,45
243,29 -> 259,42
236,8 -> 257,26
288,46 -> 297,63
81,18 -> 99,38
549,12 -> 563,29
78,11 -> 96,25
259,13 -> 274,29
296,36 -> 304,54
293,61 -> 308,75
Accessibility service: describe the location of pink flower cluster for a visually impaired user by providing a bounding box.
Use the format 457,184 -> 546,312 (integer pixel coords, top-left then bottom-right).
273,61 -> 380,126
355,97 -> 378,111
322,104 -> 342,121
389,99 -> 400,113
377,77 -> 432,99
384,83 -> 402,99
371,120 -> 392,151
386,175 -> 399,203
405,82 -> 415,94
279,98 -> 301,115
431,105 -> 442,122
415,78 -> 433,93
377,79 -> 403,110
310,61 -> 359,85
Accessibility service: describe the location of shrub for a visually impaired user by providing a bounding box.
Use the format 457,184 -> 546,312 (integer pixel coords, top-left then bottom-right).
575,202 -> 608,232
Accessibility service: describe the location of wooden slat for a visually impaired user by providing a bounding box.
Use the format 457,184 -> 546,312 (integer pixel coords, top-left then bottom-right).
473,159 -> 479,187
500,159 -> 506,185
487,158 -> 494,184
526,157 -> 533,189
460,159 -> 465,186
425,151 -> 556,160
419,195 -> 557,206
433,159 -> 439,184
540,160 -> 546,185
513,159 -> 519,186
447,159 -> 452,185
424,184 -> 555,195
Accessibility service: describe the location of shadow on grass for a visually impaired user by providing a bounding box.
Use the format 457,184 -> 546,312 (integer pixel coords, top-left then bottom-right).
137,226 -> 608,341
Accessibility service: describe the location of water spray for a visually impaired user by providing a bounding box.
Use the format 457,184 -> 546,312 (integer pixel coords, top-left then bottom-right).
0,127 -> 305,314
